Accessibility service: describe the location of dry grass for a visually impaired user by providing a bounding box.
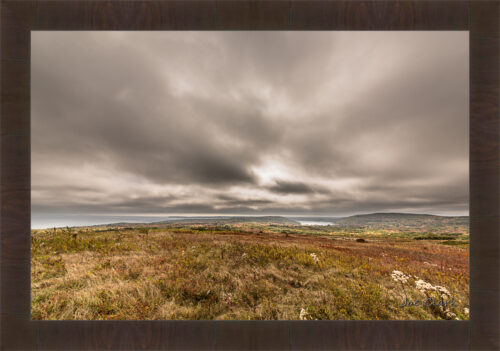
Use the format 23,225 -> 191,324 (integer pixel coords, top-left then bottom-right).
31,225 -> 469,320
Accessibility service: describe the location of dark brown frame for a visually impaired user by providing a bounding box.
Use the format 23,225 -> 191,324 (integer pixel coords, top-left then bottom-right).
1,1 -> 498,349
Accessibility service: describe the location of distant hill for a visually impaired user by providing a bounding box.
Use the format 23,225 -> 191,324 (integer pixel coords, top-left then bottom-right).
74,213 -> 467,233
83,216 -> 300,228
287,216 -> 342,222
154,216 -> 299,225
99,222 -> 141,228
335,213 -> 469,233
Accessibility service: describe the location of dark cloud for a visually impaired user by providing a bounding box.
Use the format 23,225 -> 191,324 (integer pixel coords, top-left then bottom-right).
268,181 -> 316,194
31,32 -> 468,227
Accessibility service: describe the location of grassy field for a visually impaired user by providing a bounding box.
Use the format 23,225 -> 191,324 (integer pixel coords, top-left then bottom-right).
31,218 -> 469,320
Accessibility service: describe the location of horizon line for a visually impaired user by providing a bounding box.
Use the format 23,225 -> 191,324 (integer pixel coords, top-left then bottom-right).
31,211 -> 470,229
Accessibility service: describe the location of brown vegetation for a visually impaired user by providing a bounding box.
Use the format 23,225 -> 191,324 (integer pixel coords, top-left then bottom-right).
31,223 -> 469,320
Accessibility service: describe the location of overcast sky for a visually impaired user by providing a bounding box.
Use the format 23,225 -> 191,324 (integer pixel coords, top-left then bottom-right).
31,31 -> 468,227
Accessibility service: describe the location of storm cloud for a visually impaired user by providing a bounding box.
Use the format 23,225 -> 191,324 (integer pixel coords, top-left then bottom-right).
31,31 -> 468,227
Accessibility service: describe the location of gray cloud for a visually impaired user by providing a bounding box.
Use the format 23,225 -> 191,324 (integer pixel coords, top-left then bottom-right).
31,31 -> 468,227
268,181 -> 316,194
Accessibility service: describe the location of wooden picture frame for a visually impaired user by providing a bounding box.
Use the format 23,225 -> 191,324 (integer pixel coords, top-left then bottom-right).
1,1 -> 498,349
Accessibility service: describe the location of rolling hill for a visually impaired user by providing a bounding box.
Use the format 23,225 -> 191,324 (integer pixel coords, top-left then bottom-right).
335,213 -> 468,233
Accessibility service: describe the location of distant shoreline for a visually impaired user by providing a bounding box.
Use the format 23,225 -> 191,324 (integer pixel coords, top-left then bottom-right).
31,212 -> 470,230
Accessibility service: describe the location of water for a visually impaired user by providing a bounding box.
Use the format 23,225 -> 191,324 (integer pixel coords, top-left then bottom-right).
297,221 -> 336,226
31,214 -> 168,229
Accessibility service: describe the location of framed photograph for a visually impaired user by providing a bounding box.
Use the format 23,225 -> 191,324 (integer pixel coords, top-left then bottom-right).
1,0 -> 498,349
30,30 -> 471,322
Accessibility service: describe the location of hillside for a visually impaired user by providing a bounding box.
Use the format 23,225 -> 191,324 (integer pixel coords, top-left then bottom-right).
335,213 -> 469,233
155,216 -> 299,225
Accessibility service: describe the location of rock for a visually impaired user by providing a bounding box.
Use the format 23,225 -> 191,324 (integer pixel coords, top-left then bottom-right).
444,311 -> 457,320
299,308 -> 309,320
